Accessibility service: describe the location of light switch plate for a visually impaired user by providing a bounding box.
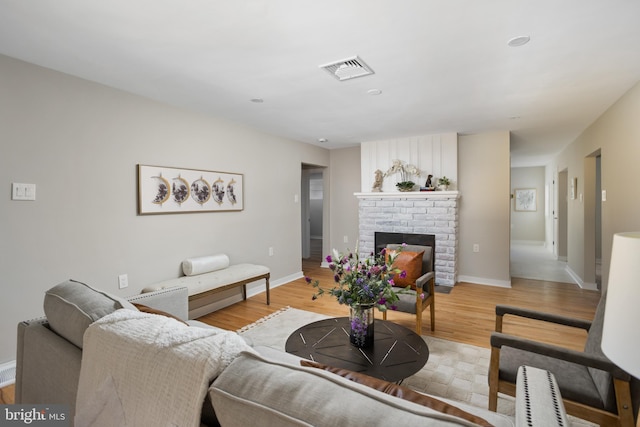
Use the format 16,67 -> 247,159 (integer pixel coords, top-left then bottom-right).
118,274 -> 129,289
12,183 -> 36,201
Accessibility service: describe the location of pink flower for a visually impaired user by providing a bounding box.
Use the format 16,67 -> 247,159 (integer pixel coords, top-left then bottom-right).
419,293 -> 425,300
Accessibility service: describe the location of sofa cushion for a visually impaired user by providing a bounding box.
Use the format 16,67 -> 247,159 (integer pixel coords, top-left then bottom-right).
44,279 -> 137,348
210,350 -> 514,427
301,360 -> 493,427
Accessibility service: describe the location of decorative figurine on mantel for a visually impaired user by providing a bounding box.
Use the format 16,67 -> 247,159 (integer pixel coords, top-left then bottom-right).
420,174 -> 435,191
425,174 -> 433,188
372,169 -> 384,192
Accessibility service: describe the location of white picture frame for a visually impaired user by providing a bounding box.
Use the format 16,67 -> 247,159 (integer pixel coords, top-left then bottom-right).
137,164 -> 243,214
514,188 -> 537,212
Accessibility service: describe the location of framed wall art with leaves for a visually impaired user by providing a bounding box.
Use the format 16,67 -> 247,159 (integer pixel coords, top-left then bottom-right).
514,188 -> 537,212
137,164 -> 243,214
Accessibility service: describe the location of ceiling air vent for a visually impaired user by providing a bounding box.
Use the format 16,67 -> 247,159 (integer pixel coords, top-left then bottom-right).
319,56 -> 374,81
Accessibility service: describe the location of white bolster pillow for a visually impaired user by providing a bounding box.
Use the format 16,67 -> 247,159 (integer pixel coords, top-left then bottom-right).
182,254 -> 230,276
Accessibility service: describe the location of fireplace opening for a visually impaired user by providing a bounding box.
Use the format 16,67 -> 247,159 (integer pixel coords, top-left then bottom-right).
374,232 -> 435,272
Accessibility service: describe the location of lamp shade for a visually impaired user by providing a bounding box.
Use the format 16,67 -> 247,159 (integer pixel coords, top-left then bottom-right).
601,232 -> 640,379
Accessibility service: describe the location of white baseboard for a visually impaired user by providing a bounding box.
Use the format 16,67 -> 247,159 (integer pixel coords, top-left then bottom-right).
511,240 -> 545,246
564,266 -> 599,290
0,360 -> 16,388
246,271 -> 304,298
457,275 -> 512,288
564,265 -> 598,291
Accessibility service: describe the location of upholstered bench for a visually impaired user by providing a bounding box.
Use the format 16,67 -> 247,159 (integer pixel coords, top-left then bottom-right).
143,254 -> 270,307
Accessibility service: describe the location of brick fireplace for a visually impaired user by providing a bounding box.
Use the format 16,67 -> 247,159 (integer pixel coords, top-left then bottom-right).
356,191 -> 460,286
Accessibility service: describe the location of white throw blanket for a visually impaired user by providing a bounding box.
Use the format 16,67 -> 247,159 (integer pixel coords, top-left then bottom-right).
75,309 -> 254,427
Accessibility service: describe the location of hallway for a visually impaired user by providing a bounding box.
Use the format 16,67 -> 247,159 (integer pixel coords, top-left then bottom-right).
510,242 -> 575,284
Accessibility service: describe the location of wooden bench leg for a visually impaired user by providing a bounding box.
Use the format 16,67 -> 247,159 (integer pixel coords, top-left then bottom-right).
265,275 -> 270,305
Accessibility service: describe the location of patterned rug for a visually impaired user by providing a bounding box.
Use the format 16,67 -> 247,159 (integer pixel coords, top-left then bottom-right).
238,306 -> 597,427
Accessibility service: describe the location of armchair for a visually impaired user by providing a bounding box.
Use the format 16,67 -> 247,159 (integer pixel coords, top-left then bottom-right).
488,294 -> 639,427
382,244 -> 435,333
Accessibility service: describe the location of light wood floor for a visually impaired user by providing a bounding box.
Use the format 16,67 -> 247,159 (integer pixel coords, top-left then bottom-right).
198,255 -> 601,351
0,253 -> 601,405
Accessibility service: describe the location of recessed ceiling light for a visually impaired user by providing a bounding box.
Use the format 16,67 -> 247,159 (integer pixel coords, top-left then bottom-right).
250,98 -> 264,103
318,138 -> 328,143
367,89 -> 382,96
508,36 -> 530,47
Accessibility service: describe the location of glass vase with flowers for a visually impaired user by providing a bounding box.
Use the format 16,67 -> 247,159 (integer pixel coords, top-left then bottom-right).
305,246 -> 408,347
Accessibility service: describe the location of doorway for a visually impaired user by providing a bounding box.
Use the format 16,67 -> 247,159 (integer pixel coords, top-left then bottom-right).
557,170 -> 568,262
584,150 -> 602,289
301,165 -> 325,263
595,155 -> 602,288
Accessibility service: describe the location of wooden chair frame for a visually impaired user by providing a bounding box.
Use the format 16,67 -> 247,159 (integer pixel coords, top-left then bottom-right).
488,305 -> 636,427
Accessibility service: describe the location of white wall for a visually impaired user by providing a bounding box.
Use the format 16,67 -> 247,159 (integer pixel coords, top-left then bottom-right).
510,167 -> 546,242
0,54 -> 330,363
551,80 -> 640,290
329,147 -> 361,256
458,131 -> 511,286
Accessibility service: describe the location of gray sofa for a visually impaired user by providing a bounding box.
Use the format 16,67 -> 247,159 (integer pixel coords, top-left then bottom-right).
16,279 -> 569,427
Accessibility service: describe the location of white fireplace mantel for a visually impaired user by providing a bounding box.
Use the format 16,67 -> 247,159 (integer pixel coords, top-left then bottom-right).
354,191 -> 460,200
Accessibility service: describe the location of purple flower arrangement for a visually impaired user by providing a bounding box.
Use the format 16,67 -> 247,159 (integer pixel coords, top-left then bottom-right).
305,246 -> 408,312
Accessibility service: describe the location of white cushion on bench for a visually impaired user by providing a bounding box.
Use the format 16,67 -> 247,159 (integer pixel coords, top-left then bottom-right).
182,254 -> 230,276
143,264 -> 270,297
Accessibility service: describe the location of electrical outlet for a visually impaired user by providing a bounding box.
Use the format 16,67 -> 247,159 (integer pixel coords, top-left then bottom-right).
343,235 -> 348,243
473,244 -> 480,253
118,274 -> 128,289
268,247 -> 274,256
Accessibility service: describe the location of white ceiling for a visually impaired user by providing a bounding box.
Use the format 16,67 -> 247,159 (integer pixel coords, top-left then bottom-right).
2,1 -> 640,167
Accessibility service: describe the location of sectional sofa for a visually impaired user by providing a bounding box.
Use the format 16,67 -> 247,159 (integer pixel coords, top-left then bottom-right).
15,280 -> 569,426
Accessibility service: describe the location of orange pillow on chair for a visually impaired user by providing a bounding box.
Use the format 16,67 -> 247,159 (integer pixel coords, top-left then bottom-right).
387,250 -> 424,290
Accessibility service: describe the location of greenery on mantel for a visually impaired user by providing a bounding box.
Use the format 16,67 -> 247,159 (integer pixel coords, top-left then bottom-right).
396,181 -> 416,192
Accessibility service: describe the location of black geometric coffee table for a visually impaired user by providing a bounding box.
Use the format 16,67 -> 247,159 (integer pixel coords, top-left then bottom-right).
285,317 -> 429,383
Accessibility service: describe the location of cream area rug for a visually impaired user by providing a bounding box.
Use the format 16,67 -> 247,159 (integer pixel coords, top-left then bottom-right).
238,307 -> 597,427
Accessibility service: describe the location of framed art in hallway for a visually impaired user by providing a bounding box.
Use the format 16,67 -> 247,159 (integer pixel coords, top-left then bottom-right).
137,164 -> 243,214
514,188 -> 536,212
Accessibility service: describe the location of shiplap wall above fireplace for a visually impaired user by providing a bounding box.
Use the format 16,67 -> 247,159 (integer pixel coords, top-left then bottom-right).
360,133 -> 458,193
357,133 -> 460,286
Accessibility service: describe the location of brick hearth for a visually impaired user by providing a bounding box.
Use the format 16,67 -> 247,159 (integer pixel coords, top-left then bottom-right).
355,192 -> 460,286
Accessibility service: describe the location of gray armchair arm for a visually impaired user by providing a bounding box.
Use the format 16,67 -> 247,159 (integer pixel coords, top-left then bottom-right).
491,332 -> 631,380
495,304 -> 592,330
415,271 -> 434,292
